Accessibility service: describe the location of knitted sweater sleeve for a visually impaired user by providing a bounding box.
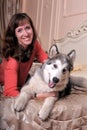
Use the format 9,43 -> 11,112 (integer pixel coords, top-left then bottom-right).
3,58 -> 19,97
35,41 -> 48,63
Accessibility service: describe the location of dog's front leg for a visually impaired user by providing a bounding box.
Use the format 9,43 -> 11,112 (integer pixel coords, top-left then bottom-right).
39,96 -> 58,120
14,92 -> 32,112
14,79 -> 35,112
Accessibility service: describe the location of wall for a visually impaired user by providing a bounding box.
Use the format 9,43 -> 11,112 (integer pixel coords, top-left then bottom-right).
22,0 -> 87,51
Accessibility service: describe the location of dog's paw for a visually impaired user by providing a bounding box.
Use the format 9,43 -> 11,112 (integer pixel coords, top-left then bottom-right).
38,110 -> 48,121
14,97 -> 26,111
14,93 -> 28,111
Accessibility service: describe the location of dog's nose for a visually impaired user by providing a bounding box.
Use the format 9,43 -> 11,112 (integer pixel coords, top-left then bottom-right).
53,77 -> 59,83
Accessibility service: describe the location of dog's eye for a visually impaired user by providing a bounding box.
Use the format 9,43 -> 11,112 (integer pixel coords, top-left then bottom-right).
53,64 -> 58,68
47,61 -> 52,65
62,68 -> 67,74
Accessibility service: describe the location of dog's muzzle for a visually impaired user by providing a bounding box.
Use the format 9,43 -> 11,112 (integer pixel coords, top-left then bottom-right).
49,77 -> 59,88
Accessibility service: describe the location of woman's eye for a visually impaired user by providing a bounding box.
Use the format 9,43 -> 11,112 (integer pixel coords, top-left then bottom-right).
26,26 -> 31,30
17,29 -> 22,32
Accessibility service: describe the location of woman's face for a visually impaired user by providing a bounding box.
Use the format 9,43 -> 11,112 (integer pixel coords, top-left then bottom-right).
15,22 -> 33,48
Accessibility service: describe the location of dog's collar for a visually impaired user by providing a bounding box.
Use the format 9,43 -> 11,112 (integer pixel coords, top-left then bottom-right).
34,91 -> 58,100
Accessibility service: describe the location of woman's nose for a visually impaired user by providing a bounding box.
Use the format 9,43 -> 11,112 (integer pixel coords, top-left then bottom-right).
23,29 -> 28,36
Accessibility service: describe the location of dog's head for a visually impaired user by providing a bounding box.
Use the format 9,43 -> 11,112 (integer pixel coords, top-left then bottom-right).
41,44 -> 76,90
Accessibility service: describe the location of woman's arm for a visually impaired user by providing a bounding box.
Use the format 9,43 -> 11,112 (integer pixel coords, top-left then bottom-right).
35,41 -> 48,63
3,57 -> 19,97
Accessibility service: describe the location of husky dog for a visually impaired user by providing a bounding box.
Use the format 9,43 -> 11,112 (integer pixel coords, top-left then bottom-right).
14,44 -> 86,121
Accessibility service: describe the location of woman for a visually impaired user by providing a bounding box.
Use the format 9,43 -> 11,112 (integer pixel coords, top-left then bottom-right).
2,13 -> 48,97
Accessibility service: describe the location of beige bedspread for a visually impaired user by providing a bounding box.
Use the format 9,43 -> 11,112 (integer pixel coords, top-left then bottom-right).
0,85 -> 87,130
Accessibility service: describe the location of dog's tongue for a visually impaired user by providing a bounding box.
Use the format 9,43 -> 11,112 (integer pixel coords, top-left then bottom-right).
49,82 -> 55,88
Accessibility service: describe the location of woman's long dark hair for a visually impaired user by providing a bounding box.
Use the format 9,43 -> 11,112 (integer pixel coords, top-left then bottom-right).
3,13 -> 37,62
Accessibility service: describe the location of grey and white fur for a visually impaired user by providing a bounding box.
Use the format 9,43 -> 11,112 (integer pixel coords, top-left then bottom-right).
14,44 -> 87,121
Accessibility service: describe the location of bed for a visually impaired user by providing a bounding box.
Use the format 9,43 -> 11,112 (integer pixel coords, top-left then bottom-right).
0,21 -> 87,130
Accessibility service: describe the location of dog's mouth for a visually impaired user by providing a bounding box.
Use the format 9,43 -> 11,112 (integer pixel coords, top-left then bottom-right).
48,73 -> 59,88
48,79 -> 57,88
49,81 -> 56,88
48,78 -> 66,88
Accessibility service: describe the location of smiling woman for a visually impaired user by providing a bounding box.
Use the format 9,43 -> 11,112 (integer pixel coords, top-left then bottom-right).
1,13 -> 48,97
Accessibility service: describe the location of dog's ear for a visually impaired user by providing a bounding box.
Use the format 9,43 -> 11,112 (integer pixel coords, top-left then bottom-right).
49,44 -> 59,58
68,49 -> 76,63
67,50 -> 76,70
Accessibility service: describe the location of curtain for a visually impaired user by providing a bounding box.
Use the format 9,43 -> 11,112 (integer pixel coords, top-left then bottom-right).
0,0 -> 22,39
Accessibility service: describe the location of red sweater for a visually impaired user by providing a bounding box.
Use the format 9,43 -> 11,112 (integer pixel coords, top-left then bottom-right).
1,40 -> 48,97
